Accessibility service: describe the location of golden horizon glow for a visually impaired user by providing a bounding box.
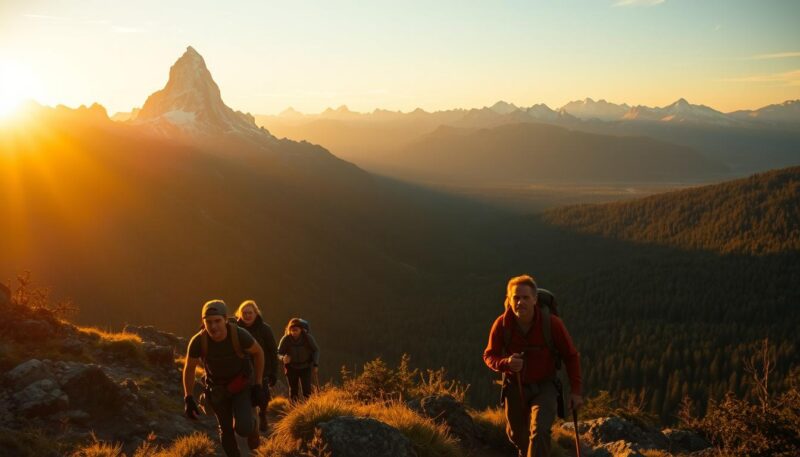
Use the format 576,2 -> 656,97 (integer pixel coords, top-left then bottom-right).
0,59 -> 44,119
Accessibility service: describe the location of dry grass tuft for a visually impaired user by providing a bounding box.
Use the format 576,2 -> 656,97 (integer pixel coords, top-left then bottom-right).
263,386 -> 460,457
70,441 -> 123,457
78,326 -> 148,365
269,395 -> 292,416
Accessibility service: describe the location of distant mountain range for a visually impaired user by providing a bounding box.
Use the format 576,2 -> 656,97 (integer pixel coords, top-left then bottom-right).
254,97 -> 800,128
253,97 -> 800,181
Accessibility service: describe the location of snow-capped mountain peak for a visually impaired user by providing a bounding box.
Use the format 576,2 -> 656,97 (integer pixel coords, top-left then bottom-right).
135,46 -> 270,139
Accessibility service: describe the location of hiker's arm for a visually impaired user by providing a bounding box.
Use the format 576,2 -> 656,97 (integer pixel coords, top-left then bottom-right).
483,317 -> 511,373
553,317 -> 582,396
246,341 -> 265,385
183,356 -> 200,397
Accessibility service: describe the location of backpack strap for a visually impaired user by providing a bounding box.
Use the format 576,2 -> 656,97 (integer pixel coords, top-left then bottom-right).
199,325 -> 244,360
200,330 -> 208,360
540,306 -> 562,370
229,322 -> 244,358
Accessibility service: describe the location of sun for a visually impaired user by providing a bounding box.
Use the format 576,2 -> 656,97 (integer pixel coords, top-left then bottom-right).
0,59 -> 42,118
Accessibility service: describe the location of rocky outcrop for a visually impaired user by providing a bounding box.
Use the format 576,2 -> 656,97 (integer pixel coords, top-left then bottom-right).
4,359 -> 124,417
12,378 -> 69,417
123,325 -> 187,352
316,416 -> 417,457
408,394 -> 478,445
560,416 -> 711,457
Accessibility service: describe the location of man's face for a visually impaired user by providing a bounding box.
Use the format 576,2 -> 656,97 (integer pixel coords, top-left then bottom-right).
509,284 -> 537,323
203,315 -> 227,341
241,306 -> 256,324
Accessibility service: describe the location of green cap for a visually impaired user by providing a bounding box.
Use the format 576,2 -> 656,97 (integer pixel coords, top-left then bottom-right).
202,299 -> 228,319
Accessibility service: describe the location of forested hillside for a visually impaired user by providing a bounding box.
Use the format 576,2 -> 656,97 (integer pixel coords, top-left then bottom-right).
543,166 -> 800,255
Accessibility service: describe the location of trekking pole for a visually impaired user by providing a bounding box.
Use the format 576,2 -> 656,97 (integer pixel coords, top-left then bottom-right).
572,406 -> 582,457
515,352 -> 526,406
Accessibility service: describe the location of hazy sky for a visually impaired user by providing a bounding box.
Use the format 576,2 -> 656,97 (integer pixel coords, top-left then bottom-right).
1,0 -> 798,115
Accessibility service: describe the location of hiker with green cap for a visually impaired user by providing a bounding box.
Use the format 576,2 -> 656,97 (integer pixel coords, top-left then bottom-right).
483,275 -> 583,457
183,299 -> 266,457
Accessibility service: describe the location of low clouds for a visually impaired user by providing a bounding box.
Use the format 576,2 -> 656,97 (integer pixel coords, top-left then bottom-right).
723,69 -> 800,86
751,52 -> 800,60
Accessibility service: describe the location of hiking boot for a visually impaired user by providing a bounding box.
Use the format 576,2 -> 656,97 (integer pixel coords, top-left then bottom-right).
247,429 -> 260,450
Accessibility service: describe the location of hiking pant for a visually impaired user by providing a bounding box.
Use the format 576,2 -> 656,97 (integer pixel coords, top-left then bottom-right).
504,378 -> 558,457
286,366 -> 312,401
208,384 -> 256,457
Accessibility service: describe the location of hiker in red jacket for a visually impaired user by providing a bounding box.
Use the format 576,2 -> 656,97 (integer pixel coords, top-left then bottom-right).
483,275 -> 583,457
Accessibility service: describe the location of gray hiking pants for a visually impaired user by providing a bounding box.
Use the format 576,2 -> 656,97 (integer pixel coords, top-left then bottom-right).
504,378 -> 558,457
208,384 -> 255,457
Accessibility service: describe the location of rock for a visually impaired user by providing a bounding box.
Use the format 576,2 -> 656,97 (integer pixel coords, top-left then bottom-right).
53,409 -> 91,426
4,359 -> 55,390
124,325 -> 187,352
60,337 -> 86,355
123,378 -> 140,394
12,319 -> 55,341
317,416 -> 417,457
582,417 -> 669,450
408,394 -> 478,444
143,342 -> 175,366
58,363 -> 124,415
12,378 -> 69,417
662,428 -> 711,453
593,440 -> 646,457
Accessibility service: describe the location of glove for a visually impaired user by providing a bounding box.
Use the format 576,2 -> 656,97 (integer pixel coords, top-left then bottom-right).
184,395 -> 200,420
268,374 -> 277,387
251,384 -> 267,407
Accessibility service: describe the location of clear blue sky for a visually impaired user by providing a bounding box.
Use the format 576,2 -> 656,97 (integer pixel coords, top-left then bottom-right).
1,0 -> 798,115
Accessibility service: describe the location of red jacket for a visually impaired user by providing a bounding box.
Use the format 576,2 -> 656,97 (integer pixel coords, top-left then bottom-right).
483,305 -> 582,394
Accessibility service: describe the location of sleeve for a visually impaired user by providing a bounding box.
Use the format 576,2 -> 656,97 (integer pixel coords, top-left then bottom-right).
238,327 -> 256,350
552,317 -> 582,395
277,335 -> 288,356
306,333 -> 320,366
263,324 -> 279,377
187,333 -> 201,358
483,317 -> 510,373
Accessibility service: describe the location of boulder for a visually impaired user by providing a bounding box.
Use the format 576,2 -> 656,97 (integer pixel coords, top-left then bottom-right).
408,394 -> 478,444
12,319 -> 55,342
4,359 -> 56,390
662,428 -> 711,453
143,342 -> 175,366
581,417 -> 669,450
58,363 -> 124,414
60,337 -> 86,355
591,440 -> 646,457
317,416 -> 417,457
12,378 -> 69,417
123,325 -> 187,352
